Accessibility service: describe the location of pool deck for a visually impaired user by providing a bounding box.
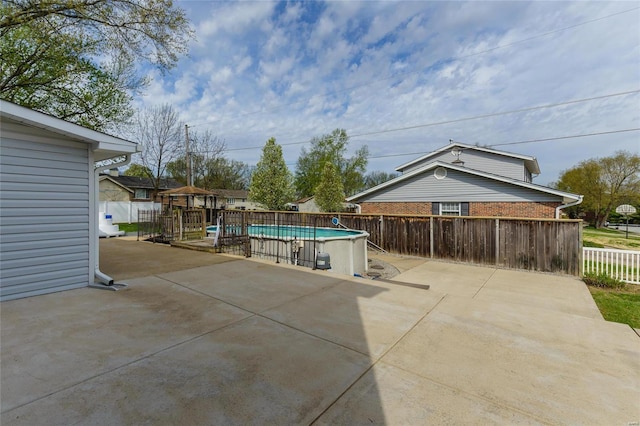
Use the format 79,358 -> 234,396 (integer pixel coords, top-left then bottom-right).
1,238 -> 639,424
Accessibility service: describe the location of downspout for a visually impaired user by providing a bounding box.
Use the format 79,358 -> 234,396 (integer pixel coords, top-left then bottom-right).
93,154 -> 132,287
555,195 -> 583,219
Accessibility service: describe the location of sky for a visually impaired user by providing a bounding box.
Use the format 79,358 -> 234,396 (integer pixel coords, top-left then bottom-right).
135,0 -> 640,186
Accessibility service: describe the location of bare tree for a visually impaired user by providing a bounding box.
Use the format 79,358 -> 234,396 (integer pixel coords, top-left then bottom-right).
166,129 -> 227,188
132,104 -> 184,196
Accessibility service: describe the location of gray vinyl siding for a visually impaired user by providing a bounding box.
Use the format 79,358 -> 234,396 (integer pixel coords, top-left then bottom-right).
1,123 -> 90,301
360,169 -> 562,203
402,150 -> 527,181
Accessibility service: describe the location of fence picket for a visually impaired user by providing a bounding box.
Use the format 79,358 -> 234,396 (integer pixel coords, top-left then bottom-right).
583,247 -> 640,284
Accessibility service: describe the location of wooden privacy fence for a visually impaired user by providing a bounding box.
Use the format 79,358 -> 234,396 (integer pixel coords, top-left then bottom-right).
138,209 -> 206,242
221,211 -> 583,276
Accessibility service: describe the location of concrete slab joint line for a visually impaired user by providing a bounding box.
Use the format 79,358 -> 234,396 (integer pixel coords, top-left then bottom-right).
310,292 -> 448,425
472,268 -> 498,298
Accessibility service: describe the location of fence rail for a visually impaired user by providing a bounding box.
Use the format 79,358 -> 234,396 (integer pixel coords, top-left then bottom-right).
583,247 -> 640,284
220,211 -> 583,276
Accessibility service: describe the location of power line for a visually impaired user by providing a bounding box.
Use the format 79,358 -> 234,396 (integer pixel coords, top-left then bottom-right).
187,6 -> 640,129
365,128 -> 640,160
348,90 -> 640,139
488,128 -> 640,148
222,89 -> 639,152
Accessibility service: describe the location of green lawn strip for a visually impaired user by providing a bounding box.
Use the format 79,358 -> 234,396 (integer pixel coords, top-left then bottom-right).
114,223 -> 138,233
588,287 -> 640,329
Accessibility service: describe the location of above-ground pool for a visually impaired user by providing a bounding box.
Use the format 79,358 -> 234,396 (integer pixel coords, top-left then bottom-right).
207,224 -> 369,276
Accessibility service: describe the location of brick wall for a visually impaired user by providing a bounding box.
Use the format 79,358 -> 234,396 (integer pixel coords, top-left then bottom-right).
470,202 -> 559,218
359,202 -> 432,215
359,201 -> 560,219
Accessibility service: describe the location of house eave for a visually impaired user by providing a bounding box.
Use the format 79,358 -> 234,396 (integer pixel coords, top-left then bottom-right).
0,100 -> 138,161
348,161 -> 580,203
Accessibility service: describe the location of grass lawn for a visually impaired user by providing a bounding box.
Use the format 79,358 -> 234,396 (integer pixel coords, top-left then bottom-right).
115,223 -> 138,233
588,285 -> 640,329
583,226 -> 640,250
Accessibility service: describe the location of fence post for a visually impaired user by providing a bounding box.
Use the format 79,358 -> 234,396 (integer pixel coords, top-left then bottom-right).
275,211 -> 280,263
380,215 -> 384,250
495,218 -> 500,265
429,216 -> 434,259
578,223 -> 584,277
201,209 -> 206,238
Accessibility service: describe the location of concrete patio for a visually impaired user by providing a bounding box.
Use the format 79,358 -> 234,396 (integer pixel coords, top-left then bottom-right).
1,238 -> 639,424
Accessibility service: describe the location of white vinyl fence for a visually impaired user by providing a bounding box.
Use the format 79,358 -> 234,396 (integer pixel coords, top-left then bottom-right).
99,201 -> 161,224
583,247 -> 640,285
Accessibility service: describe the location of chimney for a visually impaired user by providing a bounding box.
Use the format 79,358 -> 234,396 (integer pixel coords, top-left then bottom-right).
109,168 -> 119,177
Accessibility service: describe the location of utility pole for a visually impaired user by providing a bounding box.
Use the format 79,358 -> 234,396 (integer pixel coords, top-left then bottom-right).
185,124 -> 192,209
185,124 -> 192,187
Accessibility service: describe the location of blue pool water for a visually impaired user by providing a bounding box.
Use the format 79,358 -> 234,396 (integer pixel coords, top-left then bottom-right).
206,224 -> 364,239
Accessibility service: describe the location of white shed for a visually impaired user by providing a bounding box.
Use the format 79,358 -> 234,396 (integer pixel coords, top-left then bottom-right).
0,100 -> 138,301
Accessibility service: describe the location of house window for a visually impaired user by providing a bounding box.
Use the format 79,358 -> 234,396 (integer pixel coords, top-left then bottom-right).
134,189 -> 150,199
440,202 -> 461,216
433,202 -> 469,216
227,198 -> 235,205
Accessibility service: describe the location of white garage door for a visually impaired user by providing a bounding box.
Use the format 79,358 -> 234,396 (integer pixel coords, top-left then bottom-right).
0,124 -> 91,301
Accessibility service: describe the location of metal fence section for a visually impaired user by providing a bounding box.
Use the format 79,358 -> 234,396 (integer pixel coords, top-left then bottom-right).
217,211 -> 321,265
220,211 -> 583,276
583,247 -> 640,284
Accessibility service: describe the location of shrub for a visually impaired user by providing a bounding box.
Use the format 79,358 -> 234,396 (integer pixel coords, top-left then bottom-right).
583,272 -> 626,289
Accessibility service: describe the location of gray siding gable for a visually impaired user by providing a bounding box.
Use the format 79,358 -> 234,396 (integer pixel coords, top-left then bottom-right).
396,143 -> 539,179
403,149 -> 529,181
360,168 -> 561,203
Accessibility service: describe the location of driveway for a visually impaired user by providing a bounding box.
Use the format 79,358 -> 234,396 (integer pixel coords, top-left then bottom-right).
1,238 -> 639,424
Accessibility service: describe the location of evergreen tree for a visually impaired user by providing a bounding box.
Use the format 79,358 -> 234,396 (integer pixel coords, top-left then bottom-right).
315,162 -> 345,212
249,138 -> 294,210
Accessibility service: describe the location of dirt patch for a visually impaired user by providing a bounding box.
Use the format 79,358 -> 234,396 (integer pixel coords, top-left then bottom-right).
364,257 -> 401,280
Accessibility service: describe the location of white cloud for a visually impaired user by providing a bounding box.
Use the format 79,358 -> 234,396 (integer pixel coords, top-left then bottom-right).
134,1 -> 640,185
197,2 -> 274,37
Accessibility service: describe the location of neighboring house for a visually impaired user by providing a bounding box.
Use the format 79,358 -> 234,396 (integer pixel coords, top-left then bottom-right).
215,189 -> 261,210
287,196 -> 320,213
0,100 -> 138,301
347,142 -> 582,219
286,196 -> 359,213
99,171 -> 181,202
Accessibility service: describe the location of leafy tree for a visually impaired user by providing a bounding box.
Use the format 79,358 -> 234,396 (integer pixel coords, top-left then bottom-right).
315,162 -> 345,212
124,163 -> 153,178
249,138 -> 294,210
363,171 -> 399,190
556,151 -> 640,227
0,0 -> 192,131
294,129 -> 368,198
168,157 -> 251,190
131,104 -> 184,196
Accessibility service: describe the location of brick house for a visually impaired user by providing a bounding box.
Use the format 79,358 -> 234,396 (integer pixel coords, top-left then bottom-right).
99,170 -> 181,203
347,142 -> 582,219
